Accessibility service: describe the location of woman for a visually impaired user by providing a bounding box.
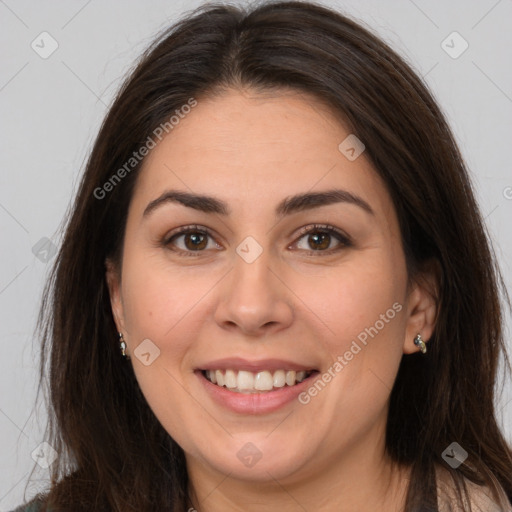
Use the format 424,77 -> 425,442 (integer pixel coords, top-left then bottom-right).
12,1 -> 512,511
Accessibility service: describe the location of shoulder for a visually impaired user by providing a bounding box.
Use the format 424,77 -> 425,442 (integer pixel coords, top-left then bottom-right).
436,464 -> 512,512
9,501 -> 48,512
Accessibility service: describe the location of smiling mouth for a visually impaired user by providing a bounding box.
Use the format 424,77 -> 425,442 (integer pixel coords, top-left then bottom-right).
201,368 -> 318,394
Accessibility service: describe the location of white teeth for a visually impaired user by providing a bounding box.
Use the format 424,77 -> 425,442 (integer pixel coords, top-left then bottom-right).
237,370 -> 254,390
224,369 -> 237,389
204,368 -> 312,392
296,371 -> 306,383
254,371 -> 273,391
273,369 -> 286,388
285,370 -> 296,386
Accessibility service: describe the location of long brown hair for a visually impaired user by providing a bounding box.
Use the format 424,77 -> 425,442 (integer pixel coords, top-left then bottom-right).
23,1 -> 512,510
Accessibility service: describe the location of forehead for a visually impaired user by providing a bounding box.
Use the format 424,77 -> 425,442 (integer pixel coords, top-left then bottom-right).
130,88 -> 395,222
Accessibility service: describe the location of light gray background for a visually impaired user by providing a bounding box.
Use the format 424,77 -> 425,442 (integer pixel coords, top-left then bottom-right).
1,0 -> 511,509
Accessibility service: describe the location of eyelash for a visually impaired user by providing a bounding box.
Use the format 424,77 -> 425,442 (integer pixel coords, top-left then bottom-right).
163,223 -> 352,258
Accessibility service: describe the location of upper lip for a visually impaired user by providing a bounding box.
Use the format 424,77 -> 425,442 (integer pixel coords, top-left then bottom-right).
197,357 -> 317,373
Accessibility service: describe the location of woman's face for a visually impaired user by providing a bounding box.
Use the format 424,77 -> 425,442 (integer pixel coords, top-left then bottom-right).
107,88 -> 436,484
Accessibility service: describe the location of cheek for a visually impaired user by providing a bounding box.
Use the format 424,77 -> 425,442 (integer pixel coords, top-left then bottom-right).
301,255 -> 406,408
302,256 -> 404,344
118,249 -> 223,408
118,255 -> 202,437
120,250 -> 206,348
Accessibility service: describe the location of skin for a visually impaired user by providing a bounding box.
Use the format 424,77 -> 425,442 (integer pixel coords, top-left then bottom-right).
106,87 -> 438,511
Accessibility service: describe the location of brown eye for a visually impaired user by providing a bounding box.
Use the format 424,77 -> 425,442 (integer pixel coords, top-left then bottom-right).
305,231 -> 331,250
293,224 -> 352,254
164,225 -> 219,256
181,232 -> 208,250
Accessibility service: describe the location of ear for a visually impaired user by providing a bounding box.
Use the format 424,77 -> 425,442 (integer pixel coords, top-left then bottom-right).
105,258 -> 126,334
402,259 -> 441,354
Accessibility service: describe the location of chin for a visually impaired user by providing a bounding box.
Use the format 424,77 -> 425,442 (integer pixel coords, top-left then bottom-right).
191,433 -> 315,483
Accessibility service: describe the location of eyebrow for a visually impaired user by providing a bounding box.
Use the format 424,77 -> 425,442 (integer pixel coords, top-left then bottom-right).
142,188 -> 375,218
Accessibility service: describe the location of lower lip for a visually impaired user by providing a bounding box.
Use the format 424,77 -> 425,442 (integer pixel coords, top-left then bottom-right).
196,371 -> 318,415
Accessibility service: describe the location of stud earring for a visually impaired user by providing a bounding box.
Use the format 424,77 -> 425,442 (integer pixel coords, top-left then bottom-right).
413,333 -> 427,354
119,332 -> 130,359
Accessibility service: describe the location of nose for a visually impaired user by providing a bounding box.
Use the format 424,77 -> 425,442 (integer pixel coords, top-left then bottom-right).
213,242 -> 294,337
